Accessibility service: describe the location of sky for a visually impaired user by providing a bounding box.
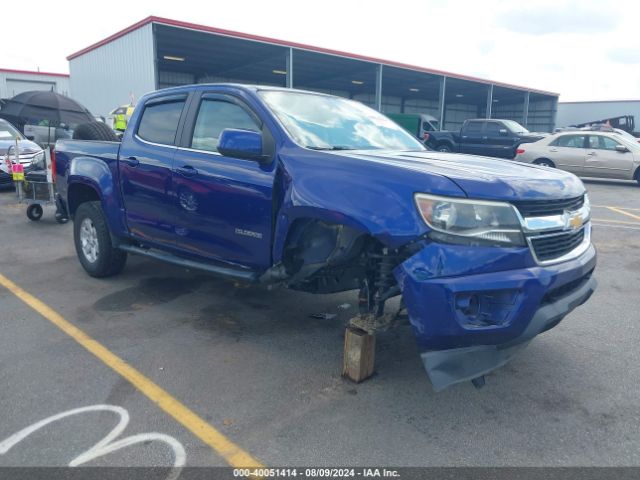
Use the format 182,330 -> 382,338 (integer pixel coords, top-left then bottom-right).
2,0 -> 639,101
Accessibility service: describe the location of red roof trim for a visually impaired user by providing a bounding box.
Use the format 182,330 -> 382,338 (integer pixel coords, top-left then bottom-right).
0,68 -> 69,78
67,15 -> 558,97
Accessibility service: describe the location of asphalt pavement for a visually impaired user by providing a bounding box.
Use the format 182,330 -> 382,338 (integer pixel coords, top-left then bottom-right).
0,177 -> 639,470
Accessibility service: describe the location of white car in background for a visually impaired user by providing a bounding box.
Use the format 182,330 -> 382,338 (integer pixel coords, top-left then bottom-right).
515,130 -> 640,185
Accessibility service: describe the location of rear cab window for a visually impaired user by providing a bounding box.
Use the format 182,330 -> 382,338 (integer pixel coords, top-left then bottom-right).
464,121 -> 484,134
137,95 -> 187,146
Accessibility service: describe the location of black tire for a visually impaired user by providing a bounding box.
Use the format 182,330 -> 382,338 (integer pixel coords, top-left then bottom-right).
73,201 -> 127,277
72,121 -> 120,142
26,204 -> 43,221
436,144 -> 453,153
635,168 -> 640,186
534,158 -> 555,168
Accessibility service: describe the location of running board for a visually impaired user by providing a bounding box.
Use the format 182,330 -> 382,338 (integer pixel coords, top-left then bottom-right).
118,245 -> 258,282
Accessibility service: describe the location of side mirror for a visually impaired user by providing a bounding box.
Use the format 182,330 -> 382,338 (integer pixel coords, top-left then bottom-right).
26,135 -> 35,141
615,145 -> 629,153
218,129 -> 268,162
499,128 -> 508,136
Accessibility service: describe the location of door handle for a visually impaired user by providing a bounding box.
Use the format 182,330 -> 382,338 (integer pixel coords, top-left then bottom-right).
549,148 -> 558,152
124,156 -> 139,167
587,152 -> 596,156
175,165 -> 198,177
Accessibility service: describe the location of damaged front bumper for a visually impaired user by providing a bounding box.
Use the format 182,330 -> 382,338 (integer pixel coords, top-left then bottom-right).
395,240 -> 597,391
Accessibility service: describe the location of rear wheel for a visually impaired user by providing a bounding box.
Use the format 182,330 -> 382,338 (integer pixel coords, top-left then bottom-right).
26,204 -> 43,221
73,121 -> 119,142
635,167 -> 640,186
73,201 -> 127,277
534,158 -> 555,168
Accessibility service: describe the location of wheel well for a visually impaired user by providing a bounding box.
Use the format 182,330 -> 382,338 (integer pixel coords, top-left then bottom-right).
279,219 -> 378,294
634,165 -> 640,181
67,183 -> 100,217
534,158 -> 555,167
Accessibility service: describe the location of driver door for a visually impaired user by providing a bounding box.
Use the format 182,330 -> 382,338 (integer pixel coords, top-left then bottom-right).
170,92 -> 276,269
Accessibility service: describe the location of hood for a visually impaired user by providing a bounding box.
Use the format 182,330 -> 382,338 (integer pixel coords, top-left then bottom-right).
0,138 -> 42,157
342,150 -> 585,201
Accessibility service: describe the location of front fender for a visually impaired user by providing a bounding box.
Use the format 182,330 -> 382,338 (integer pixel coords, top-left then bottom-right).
271,149 -> 465,263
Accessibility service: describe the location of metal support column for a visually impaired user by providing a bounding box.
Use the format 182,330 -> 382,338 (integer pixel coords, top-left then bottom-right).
438,76 -> 447,130
486,84 -> 494,119
522,92 -> 530,128
375,64 -> 383,111
286,48 -> 293,88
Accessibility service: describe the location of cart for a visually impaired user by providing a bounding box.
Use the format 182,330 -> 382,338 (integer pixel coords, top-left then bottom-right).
6,142 -> 67,223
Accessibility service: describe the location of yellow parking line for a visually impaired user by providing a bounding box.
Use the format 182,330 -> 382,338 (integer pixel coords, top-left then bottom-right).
606,207 -> 640,221
592,205 -> 640,211
592,218 -> 640,226
0,273 -> 263,469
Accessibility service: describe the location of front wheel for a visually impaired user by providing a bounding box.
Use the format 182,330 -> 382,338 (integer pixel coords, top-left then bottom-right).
26,204 -> 43,221
436,144 -> 452,153
73,201 -> 127,277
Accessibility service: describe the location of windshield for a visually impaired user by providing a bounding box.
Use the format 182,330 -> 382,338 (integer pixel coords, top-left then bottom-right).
502,120 -> 529,134
259,90 -> 425,151
0,120 -> 24,140
614,129 -> 639,143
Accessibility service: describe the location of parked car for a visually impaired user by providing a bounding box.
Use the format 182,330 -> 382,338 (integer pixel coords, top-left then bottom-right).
387,113 -> 440,141
515,130 -> 640,184
55,84 -> 596,391
0,118 -> 44,189
23,121 -> 73,147
425,119 -> 547,158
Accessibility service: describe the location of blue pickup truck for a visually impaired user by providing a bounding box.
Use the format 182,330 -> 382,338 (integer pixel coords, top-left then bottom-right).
54,84 -> 597,390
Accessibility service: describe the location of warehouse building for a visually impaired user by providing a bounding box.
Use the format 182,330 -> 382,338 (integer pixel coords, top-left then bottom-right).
557,100 -> 640,133
68,16 -> 559,131
0,68 -> 70,99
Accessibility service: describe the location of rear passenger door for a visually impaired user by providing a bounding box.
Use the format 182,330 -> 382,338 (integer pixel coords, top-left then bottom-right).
170,91 -> 276,269
119,93 -> 188,246
483,120 -> 514,158
460,120 -> 485,155
547,134 -> 587,174
584,135 -> 635,178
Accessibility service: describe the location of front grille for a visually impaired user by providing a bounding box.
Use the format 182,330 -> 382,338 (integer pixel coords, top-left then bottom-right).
513,195 -> 584,217
529,227 -> 585,262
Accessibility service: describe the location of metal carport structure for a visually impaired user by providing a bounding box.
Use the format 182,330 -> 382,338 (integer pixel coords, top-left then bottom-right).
68,16 -> 558,131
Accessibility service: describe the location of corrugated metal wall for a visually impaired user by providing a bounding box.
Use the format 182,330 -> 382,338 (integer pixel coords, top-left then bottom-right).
69,23 -> 155,117
0,72 -> 70,98
557,101 -> 640,129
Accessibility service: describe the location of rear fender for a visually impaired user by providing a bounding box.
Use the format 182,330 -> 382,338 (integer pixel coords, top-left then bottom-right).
67,157 -> 127,238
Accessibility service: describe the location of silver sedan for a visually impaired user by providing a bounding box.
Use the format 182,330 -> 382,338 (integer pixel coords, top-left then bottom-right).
515,131 -> 640,185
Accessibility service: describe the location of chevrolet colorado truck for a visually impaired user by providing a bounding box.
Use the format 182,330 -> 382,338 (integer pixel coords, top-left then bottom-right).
425,118 -> 547,158
54,84 -> 597,391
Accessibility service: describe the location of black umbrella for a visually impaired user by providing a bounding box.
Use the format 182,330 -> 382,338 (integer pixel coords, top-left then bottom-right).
0,90 -> 94,128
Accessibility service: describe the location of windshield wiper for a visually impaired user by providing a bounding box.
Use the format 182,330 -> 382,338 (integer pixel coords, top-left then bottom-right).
306,145 -> 355,151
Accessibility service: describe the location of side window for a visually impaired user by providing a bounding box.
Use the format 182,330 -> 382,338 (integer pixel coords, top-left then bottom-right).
600,136 -> 620,151
465,121 -> 483,134
555,135 -> 585,148
484,122 -> 502,135
191,99 -> 260,153
587,136 -> 600,149
137,99 -> 185,145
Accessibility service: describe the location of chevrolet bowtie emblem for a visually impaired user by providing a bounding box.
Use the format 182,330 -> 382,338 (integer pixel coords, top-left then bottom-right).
568,213 -> 582,230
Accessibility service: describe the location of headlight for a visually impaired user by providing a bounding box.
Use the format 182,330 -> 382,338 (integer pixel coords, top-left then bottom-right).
30,151 -> 46,170
415,193 -> 525,247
